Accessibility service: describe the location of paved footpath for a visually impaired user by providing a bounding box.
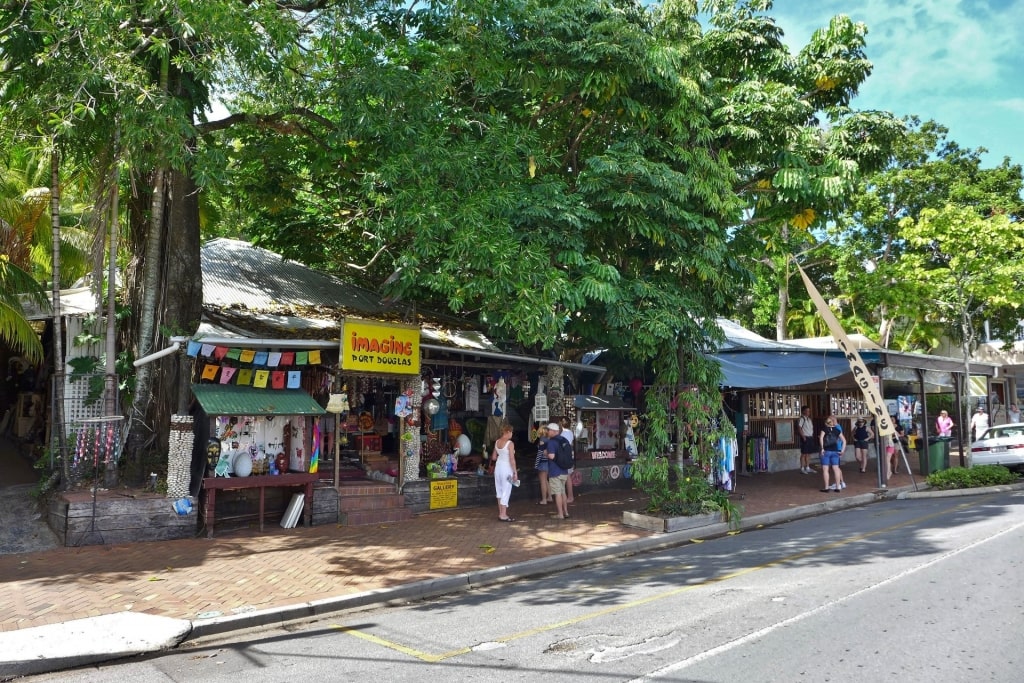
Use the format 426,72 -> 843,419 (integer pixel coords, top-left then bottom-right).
0,466 -> 933,677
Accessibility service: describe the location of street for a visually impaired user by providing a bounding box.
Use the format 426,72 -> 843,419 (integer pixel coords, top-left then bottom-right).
26,490 -> 1024,682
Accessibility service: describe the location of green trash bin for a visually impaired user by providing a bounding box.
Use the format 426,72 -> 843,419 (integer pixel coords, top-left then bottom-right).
925,437 -> 949,475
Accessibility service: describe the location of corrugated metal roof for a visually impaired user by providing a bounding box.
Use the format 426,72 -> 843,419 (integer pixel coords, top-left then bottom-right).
199,239 -> 502,352
202,238 -> 386,314
192,384 -> 325,416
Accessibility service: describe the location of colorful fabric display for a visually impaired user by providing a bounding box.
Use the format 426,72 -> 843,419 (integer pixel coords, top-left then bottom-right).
236,369 -> 253,386
253,370 -> 269,388
308,350 -> 321,364
201,364 -> 218,380
213,346 -> 228,360
200,343 -> 215,357
240,349 -> 256,363
186,341 -> 201,357
226,348 -> 241,361
296,351 -> 309,365
271,371 -> 285,389
280,351 -> 295,366
268,352 -> 282,367
219,367 -> 237,384
254,351 -> 269,366
287,371 -> 301,389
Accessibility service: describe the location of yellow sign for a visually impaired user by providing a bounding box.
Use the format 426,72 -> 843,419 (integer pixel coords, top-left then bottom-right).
339,318 -> 420,375
429,478 -> 458,510
794,259 -> 894,437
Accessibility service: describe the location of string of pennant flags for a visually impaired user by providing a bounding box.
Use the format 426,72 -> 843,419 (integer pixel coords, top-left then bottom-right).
186,340 -> 323,389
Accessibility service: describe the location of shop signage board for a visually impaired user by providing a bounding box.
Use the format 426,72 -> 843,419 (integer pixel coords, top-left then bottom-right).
429,479 -> 458,509
590,450 -> 618,459
340,318 -> 420,375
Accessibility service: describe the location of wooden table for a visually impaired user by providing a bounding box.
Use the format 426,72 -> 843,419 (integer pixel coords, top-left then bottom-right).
201,473 -> 317,538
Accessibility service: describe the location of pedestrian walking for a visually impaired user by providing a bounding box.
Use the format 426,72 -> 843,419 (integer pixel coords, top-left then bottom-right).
970,406 -> 989,440
935,410 -> 955,437
560,417 -> 576,504
491,421 -> 518,522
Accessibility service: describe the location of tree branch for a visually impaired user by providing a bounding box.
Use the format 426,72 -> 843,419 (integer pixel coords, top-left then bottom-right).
196,107 -> 338,134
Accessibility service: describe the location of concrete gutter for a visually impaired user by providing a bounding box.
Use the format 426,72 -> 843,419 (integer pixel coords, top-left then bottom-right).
5,481 -> 1021,678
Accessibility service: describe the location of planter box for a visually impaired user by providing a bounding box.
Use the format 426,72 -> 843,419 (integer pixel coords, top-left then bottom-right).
622,509 -> 724,533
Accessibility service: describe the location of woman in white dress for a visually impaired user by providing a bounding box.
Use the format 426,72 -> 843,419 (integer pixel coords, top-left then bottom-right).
491,421 -> 519,522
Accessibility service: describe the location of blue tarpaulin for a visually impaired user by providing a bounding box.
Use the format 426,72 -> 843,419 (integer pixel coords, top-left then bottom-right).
709,350 -> 880,389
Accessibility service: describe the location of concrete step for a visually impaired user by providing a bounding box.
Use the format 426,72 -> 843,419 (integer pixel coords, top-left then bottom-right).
337,481 -> 396,496
339,507 -> 413,526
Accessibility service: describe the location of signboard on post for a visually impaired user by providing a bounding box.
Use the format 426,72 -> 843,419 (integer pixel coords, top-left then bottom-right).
339,318 -> 420,375
794,260 -> 895,437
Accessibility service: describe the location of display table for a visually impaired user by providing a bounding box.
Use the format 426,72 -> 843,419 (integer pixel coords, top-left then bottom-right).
201,473 -> 317,538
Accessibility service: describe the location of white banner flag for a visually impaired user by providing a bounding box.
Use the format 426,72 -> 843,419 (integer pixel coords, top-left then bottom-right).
794,260 -> 895,437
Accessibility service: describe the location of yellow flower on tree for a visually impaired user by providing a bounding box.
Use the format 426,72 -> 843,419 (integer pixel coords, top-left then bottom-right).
791,208 -> 816,229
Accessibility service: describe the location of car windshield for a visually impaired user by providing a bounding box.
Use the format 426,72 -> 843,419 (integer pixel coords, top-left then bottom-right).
982,428 -> 1023,440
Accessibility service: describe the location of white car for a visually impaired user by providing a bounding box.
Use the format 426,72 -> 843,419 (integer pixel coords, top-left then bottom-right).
971,424 -> 1024,470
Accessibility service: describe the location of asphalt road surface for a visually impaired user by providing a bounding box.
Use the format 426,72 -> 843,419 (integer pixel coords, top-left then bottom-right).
28,490 -> 1024,682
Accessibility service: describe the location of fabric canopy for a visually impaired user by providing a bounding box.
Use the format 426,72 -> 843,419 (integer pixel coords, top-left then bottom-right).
709,351 -> 879,389
192,384 -> 326,416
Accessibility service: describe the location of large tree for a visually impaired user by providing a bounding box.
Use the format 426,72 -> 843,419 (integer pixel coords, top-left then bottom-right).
830,118 -> 1024,350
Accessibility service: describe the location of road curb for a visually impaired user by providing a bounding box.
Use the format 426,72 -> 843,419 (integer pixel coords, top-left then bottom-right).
896,481 -> 1024,499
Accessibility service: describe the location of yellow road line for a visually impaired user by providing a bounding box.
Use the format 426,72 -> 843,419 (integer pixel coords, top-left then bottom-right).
333,498 -> 979,662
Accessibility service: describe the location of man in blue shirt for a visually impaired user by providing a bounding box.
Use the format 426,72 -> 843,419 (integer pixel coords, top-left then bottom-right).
545,423 -> 571,519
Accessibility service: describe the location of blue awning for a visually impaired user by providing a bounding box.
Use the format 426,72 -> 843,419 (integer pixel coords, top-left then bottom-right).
709,350 -> 880,389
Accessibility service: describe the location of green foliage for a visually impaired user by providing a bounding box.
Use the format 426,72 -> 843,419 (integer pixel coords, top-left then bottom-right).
926,465 -> 1020,490
631,459 -> 742,525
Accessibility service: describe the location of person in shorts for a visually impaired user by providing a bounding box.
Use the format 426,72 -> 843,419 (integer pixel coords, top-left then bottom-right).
798,406 -> 817,474
818,416 -> 846,492
533,422 -> 552,504
545,423 -> 570,519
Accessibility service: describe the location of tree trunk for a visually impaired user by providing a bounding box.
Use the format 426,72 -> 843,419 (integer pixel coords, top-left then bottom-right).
49,149 -> 70,488
122,168 -> 202,480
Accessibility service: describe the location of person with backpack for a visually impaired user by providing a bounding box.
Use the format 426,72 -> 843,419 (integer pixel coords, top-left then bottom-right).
818,416 -> 846,493
544,423 -> 573,519
852,418 -> 874,473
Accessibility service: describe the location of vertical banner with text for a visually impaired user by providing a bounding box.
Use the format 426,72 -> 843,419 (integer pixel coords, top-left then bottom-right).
794,259 -> 895,437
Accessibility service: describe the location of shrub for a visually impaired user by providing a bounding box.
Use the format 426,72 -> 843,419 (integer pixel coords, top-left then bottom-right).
926,465 -> 1020,490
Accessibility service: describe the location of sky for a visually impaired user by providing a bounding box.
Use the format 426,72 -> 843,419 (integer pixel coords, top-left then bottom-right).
769,0 -> 1024,167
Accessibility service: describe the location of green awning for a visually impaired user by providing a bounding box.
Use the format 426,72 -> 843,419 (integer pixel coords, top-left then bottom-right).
191,384 -> 326,416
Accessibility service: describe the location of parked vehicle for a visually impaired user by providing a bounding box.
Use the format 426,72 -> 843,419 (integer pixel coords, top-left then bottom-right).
971,424 -> 1024,470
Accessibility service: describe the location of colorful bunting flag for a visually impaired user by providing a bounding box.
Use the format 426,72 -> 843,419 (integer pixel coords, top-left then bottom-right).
200,343 -> 215,358
281,351 -> 295,366
271,371 -> 285,389
287,371 -> 301,389
296,351 -> 309,365
226,348 -> 241,361
240,349 -> 256,363
253,370 -> 269,388
236,369 -> 253,386
308,350 -> 321,364
213,346 -> 228,360
268,352 -> 281,367
219,366 -> 237,384
201,364 -> 218,380
186,341 -> 201,357
254,351 -> 269,366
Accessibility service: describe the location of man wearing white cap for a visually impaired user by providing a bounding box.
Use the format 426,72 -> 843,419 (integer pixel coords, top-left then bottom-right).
545,423 -> 571,519
970,406 -> 989,441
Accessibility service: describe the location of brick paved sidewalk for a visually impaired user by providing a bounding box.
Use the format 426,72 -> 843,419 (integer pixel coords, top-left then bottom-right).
0,461 -> 921,633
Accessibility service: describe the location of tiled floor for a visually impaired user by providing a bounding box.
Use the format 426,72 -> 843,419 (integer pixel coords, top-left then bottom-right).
0,457 -> 927,633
